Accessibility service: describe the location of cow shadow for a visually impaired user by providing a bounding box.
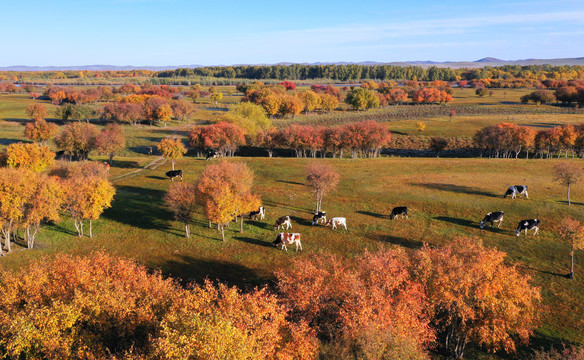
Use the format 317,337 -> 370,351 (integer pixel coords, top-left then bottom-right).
234,236 -> 274,248
146,175 -> 167,180
356,210 -> 387,219
434,216 -> 478,229
369,234 -> 423,249
289,215 -> 313,227
414,183 -> 499,198
159,255 -> 272,289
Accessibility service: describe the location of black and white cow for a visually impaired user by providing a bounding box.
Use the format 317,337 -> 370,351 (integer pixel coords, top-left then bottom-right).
165,170 -> 183,181
311,211 -> 326,225
389,206 -> 408,220
274,216 -> 292,230
504,185 -> 528,199
273,233 -> 302,252
516,219 -> 540,236
248,206 -> 266,220
325,217 -> 347,230
205,150 -> 219,160
479,211 -> 504,229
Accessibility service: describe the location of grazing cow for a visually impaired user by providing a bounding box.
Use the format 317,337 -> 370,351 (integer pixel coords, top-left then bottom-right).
248,206 -> 266,220
479,211 -> 504,229
273,216 -> 292,230
325,217 -> 347,230
311,211 -> 327,225
516,219 -> 541,236
389,206 -> 408,220
165,170 -> 183,181
504,185 -> 528,199
206,150 -> 219,160
273,233 -> 302,252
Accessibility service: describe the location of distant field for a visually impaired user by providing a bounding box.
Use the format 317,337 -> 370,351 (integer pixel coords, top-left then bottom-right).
0,156 -> 583,358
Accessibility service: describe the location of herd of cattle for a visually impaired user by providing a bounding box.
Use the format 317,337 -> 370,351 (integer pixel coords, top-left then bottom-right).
164,168 -> 542,251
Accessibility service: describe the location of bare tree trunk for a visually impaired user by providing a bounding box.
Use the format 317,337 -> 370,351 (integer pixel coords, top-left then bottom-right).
221,225 -> 225,242
185,223 -> 190,238
109,153 -> 114,165
172,160 -> 175,170
568,184 -> 571,205
89,219 -> 93,238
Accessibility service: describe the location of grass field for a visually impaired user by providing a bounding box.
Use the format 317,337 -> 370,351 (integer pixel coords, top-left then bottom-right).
1,86 -> 584,358
0,155 -> 583,358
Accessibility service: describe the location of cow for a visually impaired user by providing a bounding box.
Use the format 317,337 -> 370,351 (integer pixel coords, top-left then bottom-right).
248,206 -> 266,220
389,206 -> 408,220
206,150 -> 219,160
273,233 -> 302,252
311,211 -> 326,225
479,211 -> 504,229
504,185 -> 528,199
516,219 -> 541,236
325,217 -> 347,230
274,216 -> 292,230
165,170 -> 183,181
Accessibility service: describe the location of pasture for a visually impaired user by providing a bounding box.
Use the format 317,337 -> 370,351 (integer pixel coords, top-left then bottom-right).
1,155 -> 583,358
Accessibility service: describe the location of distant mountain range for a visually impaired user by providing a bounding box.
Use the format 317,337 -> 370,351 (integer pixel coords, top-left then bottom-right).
2,57 -> 584,71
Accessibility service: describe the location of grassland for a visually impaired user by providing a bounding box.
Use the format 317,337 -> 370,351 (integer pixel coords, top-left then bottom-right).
1,86 -> 584,358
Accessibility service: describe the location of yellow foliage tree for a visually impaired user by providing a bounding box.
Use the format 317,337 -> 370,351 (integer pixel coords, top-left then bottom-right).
6,142 -> 55,172
0,168 -> 35,253
157,137 -> 187,170
21,174 -> 63,248
63,175 -> 115,237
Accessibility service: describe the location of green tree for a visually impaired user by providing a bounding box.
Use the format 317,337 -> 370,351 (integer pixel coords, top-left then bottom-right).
344,88 -> 380,111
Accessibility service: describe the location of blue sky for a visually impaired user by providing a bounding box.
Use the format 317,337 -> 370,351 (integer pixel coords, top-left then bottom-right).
2,0 -> 583,66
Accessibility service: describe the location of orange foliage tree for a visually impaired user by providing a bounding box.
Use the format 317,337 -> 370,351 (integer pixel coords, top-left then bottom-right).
157,137 -> 187,170
95,124 -> 126,165
24,119 -> 59,145
54,122 -> 99,160
412,88 -> 453,104
5,142 -> 54,172
196,162 -> 261,240
305,163 -> 340,212
164,182 -> 197,238
553,163 -> 582,205
412,237 -> 541,358
558,218 -> 584,279
277,250 -> 434,359
25,103 -> 48,120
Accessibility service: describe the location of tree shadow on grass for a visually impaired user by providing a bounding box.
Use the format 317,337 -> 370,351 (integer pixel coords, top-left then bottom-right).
557,200 -> 584,206
46,222 -> 78,236
112,160 -> 141,169
102,185 -> 173,232
276,179 -> 305,186
0,138 -> 24,146
263,200 -> 311,214
159,255 -> 272,290
517,264 -> 569,278
245,220 -> 272,231
434,216 -> 478,229
368,234 -> 423,249
234,236 -> 274,248
356,210 -> 387,219
414,183 -> 499,198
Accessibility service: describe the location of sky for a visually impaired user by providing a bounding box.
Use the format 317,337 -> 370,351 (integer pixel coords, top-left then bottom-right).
2,0 -> 584,66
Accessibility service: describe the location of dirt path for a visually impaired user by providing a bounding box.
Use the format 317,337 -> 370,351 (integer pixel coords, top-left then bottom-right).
110,156 -> 168,183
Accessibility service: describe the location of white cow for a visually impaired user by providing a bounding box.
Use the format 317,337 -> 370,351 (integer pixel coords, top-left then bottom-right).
325,217 -> 347,230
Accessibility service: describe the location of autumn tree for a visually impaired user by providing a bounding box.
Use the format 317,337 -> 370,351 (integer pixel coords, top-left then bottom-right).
553,163 -> 582,205
5,142 -> 55,172
256,127 -> 282,157
277,250 -> 433,359
24,119 -> 59,145
55,103 -> 93,122
62,175 -> 115,237
319,93 -> 339,112
102,102 -> 144,125
170,99 -> 196,121
189,122 -> 246,157
25,103 -> 48,120
521,90 -> 556,105
95,124 -> 126,165
558,218 -> 584,279
20,174 -> 63,248
0,168 -> 32,253
196,162 -> 261,240
412,237 -> 540,359
305,163 -> 340,212
157,137 -> 187,170
165,182 -> 197,238
412,88 -> 453,104
344,88 -> 380,110
211,92 -> 223,104
54,122 -> 99,160
417,121 -> 426,134
297,91 -> 320,113
221,102 -> 271,137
